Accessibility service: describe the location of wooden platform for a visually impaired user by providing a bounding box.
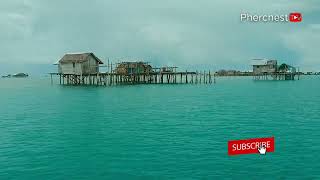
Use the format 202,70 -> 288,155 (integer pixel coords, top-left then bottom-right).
49,71 -> 215,86
253,72 -> 299,80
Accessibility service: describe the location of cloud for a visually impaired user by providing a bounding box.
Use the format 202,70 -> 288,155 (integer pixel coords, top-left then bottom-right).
0,0 -> 319,72
281,24 -> 320,71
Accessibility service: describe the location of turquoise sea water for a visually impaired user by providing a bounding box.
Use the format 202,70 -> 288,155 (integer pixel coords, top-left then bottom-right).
0,76 -> 319,179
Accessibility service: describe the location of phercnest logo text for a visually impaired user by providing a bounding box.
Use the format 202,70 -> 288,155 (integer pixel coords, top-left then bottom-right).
240,12 -> 302,23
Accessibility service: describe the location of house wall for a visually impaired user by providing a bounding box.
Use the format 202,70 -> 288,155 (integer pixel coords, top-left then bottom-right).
59,63 -> 82,74
81,55 -> 99,74
116,65 -> 127,74
253,65 -> 277,74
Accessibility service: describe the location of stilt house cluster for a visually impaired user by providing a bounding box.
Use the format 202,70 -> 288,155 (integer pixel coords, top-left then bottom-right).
50,52 -> 214,86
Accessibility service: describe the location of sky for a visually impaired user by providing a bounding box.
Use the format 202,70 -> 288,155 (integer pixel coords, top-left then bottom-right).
0,0 -> 319,75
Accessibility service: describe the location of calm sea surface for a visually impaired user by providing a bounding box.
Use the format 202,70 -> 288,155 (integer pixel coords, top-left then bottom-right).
0,76 -> 319,179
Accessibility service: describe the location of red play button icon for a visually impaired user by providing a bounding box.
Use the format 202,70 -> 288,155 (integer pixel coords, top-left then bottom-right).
289,12 -> 302,22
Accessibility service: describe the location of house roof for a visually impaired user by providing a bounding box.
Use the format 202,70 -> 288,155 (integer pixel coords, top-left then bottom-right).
119,61 -> 148,65
251,59 -> 277,66
59,53 -> 103,64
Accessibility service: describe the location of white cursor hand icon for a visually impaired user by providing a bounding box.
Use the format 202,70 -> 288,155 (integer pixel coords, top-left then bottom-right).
258,145 -> 266,155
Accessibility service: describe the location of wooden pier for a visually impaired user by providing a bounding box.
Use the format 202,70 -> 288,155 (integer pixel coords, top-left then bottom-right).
49,71 -> 215,86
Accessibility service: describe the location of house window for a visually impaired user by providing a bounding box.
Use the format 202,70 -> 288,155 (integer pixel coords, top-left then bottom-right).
73,62 -> 75,68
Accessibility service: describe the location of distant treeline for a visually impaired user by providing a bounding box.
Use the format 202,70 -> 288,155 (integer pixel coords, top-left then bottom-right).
215,70 -> 320,76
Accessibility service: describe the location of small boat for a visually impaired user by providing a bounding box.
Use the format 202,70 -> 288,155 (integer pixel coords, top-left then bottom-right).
1,73 -> 29,78
1,74 -> 11,78
12,73 -> 29,78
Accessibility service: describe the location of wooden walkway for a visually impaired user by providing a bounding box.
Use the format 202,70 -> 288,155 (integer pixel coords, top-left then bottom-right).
49,71 -> 215,86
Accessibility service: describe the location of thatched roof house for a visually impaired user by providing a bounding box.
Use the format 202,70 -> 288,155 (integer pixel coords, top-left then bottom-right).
115,62 -> 153,75
57,53 -> 103,75
278,63 -> 296,73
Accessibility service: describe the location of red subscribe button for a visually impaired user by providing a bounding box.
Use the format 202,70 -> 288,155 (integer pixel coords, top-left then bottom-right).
228,137 -> 275,156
